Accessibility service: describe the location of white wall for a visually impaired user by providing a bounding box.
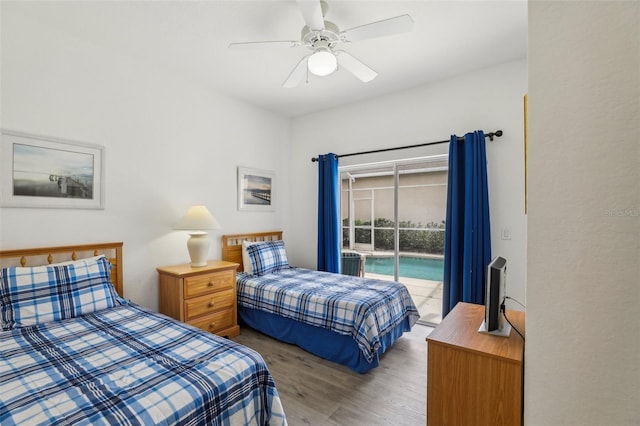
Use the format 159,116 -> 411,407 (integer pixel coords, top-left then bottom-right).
0,7 -> 290,310
288,59 -> 528,310
0,6 -> 528,313
527,1 -> 639,424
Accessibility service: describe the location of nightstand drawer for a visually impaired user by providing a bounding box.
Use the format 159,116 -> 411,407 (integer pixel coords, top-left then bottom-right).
187,309 -> 234,334
184,288 -> 234,320
184,270 -> 234,298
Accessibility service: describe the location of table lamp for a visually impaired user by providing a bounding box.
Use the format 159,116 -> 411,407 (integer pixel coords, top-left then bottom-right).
175,205 -> 221,267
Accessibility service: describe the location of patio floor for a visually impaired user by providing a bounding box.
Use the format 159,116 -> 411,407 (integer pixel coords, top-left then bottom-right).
366,272 -> 443,326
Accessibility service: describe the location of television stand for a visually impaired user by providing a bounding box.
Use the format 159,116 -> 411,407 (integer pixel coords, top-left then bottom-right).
478,319 -> 512,337
426,302 -> 525,425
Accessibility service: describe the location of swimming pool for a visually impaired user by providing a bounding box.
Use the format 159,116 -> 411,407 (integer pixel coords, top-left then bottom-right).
365,256 -> 444,281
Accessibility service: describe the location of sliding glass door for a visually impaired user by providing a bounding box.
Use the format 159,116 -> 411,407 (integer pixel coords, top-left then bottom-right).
340,155 -> 447,325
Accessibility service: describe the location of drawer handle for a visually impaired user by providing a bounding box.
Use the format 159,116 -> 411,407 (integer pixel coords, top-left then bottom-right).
209,322 -> 216,329
208,301 -> 215,308
207,281 -> 214,287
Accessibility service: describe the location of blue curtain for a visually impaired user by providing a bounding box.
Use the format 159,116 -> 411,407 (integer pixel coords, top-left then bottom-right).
442,131 -> 492,317
317,153 -> 341,273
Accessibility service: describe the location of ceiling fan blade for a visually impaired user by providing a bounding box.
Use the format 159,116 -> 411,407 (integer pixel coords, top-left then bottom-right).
282,55 -> 310,88
296,0 -> 325,31
336,51 -> 377,83
228,40 -> 301,49
340,14 -> 414,42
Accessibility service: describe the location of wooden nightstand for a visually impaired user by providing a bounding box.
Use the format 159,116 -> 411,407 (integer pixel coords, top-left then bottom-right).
426,302 -> 525,425
157,260 -> 240,338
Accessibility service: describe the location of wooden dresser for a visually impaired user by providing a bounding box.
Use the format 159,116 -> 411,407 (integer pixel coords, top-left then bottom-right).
157,260 -> 240,338
426,302 -> 525,425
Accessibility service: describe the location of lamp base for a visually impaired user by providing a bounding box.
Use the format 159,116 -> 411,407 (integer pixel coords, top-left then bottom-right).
186,232 -> 210,267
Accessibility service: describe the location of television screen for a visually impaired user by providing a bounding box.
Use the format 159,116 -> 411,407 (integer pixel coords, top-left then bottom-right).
479,256 -> 511,337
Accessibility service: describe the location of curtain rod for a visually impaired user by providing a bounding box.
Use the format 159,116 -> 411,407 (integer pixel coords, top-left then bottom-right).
310,130 -> 503,162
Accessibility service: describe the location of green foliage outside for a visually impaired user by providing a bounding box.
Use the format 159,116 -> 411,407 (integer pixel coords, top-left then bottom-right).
342,218 -> 446,255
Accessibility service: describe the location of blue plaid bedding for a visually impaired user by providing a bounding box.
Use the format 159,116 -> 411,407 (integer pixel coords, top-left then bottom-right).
236,268 -> 420,363
0,255 -> 121,330
0,303 -> 287,426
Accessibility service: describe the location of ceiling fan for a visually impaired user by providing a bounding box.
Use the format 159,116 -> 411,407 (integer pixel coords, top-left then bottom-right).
228,0 -> 414,88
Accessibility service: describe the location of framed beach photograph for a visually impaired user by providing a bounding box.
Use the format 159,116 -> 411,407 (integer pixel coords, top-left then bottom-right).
237,166 -> 274,211
0,130 -> 104,209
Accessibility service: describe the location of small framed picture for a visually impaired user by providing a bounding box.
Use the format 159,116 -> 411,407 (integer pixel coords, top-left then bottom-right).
0,130 -> 105,209
237,166 -> 275,211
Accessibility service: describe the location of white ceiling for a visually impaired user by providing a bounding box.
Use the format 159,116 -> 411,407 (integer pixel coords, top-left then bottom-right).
8,0 -> 528,117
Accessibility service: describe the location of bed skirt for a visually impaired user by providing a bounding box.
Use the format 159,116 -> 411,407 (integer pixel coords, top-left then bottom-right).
238,306 -> 413,373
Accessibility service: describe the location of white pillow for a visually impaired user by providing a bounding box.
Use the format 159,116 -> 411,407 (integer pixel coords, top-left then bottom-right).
242,240 -> 257,274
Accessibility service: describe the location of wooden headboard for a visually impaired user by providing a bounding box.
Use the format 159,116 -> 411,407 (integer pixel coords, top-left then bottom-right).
222,231 -> 283,272
0,242 -> 124,298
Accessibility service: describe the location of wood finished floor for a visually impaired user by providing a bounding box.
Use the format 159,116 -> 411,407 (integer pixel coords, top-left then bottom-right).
232,324 -> 434,426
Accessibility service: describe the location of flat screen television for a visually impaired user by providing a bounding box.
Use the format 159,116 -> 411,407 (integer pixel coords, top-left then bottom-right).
478,256 -> 511,337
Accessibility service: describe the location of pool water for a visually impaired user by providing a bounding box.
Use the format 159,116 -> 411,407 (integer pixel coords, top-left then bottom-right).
365,256 -> 444,281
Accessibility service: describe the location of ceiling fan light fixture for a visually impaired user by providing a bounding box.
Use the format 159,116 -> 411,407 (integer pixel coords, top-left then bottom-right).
308,47 -> 337,76
230,1 -> 414,87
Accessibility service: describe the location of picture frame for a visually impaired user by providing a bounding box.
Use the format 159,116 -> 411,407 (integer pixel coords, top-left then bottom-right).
524,93 -> 528,214
0,130 -> 105,209
237,166 -> 275,211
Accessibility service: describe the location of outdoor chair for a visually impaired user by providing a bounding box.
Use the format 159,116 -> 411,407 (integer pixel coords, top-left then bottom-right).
341,252 -> 364,277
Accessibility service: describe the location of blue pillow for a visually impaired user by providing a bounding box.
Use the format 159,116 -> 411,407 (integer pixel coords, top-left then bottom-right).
0,255 -> 121,330
246,240 -> 290,276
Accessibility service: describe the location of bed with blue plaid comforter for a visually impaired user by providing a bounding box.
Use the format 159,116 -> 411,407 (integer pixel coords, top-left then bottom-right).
0,303 -> 287,426
236,268 -> 419,372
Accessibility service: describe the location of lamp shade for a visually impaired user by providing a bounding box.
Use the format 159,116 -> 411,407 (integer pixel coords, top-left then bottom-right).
308,45 -> 337,77
175,205 -> 221,231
